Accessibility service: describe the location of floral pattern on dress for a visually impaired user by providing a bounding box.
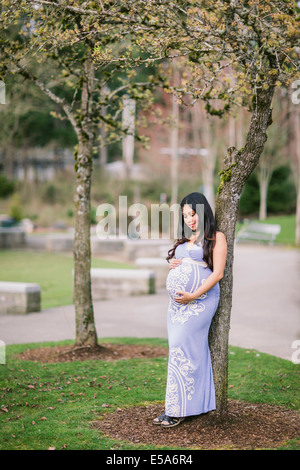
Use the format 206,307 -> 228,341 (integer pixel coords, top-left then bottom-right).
165,346 -> 195,417
166,263 -> 207,324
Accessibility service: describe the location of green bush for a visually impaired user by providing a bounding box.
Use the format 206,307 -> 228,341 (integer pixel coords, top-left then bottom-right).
239,172 -> 260,216
42,183 -> 59,204
9,193 -> 23,221
0,175 -> 15,198
267,166 -> 296,214
239,165 -> 296,216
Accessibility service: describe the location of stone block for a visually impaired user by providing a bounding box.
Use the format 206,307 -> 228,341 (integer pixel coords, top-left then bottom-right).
90,268 -> 155,300
0,282 -> 41,315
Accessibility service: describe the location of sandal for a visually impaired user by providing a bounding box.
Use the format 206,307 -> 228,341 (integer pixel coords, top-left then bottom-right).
152,412 -> 167,425
160,416 -> 185,428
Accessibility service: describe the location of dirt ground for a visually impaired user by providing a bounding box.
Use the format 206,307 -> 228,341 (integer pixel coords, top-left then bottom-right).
18,343 -> 300,450
17,342 -> 169,363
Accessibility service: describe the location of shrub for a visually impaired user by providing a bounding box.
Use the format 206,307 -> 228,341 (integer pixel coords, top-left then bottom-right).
267,166 -> 296,214
0,175 -> 15,198
239,165 -> 296,217
42,183 -> 59,204
9,193 -> 23,221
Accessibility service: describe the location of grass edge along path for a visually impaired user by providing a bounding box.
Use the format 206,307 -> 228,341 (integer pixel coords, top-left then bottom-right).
0,250 -> 135,310
0,338 -> 299,450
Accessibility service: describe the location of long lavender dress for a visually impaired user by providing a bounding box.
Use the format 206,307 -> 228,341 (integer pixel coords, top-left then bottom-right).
165,242 -> 220,418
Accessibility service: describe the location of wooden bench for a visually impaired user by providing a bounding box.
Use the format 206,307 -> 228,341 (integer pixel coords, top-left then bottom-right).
236,222 -> 281,245
0,281 -> 41,315
90,268 -> 156,300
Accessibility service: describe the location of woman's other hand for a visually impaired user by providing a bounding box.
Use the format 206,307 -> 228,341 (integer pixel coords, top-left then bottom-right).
174,291 -> 196,304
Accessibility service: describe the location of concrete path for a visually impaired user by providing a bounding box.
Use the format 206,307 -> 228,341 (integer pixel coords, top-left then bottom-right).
0,244 -> 299,361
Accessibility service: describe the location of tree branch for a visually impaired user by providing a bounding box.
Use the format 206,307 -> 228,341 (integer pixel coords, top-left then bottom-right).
11,56 -> 81,136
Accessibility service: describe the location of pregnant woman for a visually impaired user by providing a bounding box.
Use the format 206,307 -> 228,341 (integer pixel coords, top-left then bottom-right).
153,192 -> 227,428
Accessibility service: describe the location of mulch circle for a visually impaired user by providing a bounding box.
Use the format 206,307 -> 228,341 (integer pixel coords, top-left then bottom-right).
94,401 -> 300,450
17,343 -> 300,450
17,343 -> 169,363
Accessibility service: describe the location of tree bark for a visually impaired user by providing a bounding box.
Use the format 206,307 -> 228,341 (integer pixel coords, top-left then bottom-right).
210,73 -> 279,415
73,57 -> 98,347
210,150 -> 239,415
73,134 -> 98,346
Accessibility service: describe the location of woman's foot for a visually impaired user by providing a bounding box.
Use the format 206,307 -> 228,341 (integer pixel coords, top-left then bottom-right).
160,416 -> 185,428
152,412 -> 167,425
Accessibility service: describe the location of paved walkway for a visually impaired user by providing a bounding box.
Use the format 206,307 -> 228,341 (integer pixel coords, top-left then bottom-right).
0,244 -> 299,361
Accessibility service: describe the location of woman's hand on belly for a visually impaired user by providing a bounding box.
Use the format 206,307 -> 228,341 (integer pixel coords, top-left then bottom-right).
174,290 -> 196,304
168,258 -> 183,269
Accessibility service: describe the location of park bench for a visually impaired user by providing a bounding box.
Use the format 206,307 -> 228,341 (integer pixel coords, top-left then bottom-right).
236,221 -> 281,245
135,257 -> 169,288
90,267 -> 156,300
0,281 -> 41,315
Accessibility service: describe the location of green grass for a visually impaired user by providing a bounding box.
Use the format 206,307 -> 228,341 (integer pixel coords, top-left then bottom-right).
0,338 -> 299,450
0,250 -> 135,309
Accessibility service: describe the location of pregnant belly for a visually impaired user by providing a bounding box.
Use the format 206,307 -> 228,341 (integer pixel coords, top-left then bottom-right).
166,259 -> 208,301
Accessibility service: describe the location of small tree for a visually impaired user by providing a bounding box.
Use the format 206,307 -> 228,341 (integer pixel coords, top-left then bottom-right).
0,0 -> 155,347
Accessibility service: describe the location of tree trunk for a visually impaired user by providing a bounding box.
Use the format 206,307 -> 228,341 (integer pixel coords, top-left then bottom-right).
258,167 -> 271,220
73,58 -> 98,347
73,134 -> 98,347
210,73 -> 279,415
210,164 -> 238,415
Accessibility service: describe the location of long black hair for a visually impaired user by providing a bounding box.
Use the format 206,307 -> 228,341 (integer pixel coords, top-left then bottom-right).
167,192 -> 217,270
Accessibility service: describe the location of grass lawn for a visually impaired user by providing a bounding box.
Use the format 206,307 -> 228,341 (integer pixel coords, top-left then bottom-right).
0,250 -> 135,309
0,338 -> 299,450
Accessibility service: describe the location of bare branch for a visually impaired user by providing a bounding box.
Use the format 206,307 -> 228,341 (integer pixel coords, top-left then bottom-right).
10,56 -> 81,136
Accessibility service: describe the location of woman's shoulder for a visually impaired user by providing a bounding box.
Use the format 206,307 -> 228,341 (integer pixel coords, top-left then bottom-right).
174,241 -> 187,256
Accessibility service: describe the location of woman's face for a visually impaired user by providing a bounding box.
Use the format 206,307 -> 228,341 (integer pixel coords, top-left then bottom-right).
182,204 -> 199,232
